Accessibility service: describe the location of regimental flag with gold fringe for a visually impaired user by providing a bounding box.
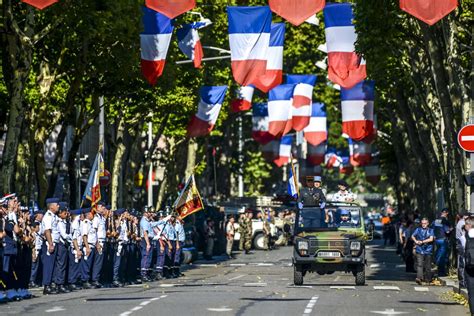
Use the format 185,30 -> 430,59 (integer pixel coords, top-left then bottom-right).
173,174 -> 204,219
82,151 -> 105,210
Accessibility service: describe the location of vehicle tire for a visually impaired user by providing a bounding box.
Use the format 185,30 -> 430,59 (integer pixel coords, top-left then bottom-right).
355,268 -> 365,286
316,271 -> 325,275
253,233 -> 265,250
294,266 -> 304,286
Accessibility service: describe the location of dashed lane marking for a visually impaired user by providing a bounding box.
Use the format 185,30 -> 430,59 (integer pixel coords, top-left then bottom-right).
373,286 -> 400,291
370,309 -> 409,315
45,306 -> 66,313
194,264 -> 218,267
243,283 -> 267,287
414,287 -> 429,292
303,296 -> 319,315
229,263 -> 246,266
229,274 -> 246,281
207,307 -> 233,312
119,295 -> 167,316
330,286 -> 356,290
159,284 -> 183,288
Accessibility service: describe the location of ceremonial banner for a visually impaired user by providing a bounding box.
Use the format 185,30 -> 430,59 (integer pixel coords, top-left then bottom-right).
287,155 -> 299,199
304,103 -> 327,146
365,165 -> 381,185
307,142 -> 326,166
253,23 -> 286,93
187,86 -> 228,137
268,84 -> 295,137
145,0 -> 195,19
177,23 -> 204,68
349,139 -> 372,167
269,0 -> 325,26
173,174 -> 204,219
274,135 -> 292,167
140,7 -> 174,85
341,80 -> 375,141
324,3 -> 366,89
231,86 -> 255,112
252,103 -> 275,145
400,0 -> 458,25
287,74 -> 317,131
82,152 -> 105,210
362,114 -> 377,144
325,150 -> 343,169
21,0 -> 57,9
227,6 -> 272,86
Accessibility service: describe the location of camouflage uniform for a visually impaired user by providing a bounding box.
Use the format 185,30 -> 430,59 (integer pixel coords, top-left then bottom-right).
262,219 -> 271,250
238,216 -> 246,251
240,217 -> 252,253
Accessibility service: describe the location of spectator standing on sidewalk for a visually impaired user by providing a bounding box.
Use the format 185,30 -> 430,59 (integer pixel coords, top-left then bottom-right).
457,211 -> 470,288
204,219 -> 216,260
461,217 -> 474,315
403,220 -> 416,273
432,208 -> 453,277
412,217 -> 435,285
225,216 -> 235,259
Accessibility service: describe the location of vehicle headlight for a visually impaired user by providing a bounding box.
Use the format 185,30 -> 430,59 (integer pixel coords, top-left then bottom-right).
298,240 -> 309,250
350,241 -> 361,251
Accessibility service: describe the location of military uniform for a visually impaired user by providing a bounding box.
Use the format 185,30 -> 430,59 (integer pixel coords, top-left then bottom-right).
41,201 -> 60,294
68,209 -> 83,288
80,208 -> 97,287
139,214 -> 154,281
91,210 -> 106,286
300,187 -> 326,207
238,215 -> 246,251
241,215 -> 253,253
174,220 -> 185,277
152,217 -> 167,279
112,209 -> 127,286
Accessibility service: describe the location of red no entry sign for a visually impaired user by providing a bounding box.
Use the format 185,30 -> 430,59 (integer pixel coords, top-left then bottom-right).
458,125 -> 474,152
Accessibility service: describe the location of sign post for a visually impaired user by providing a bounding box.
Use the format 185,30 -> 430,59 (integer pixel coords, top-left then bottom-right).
458,124 -> 474,213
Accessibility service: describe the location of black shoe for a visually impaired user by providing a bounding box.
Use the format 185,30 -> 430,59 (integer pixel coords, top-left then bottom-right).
91,281 -> 102,289
57,285 -> 70,294
68,284 -> 78,291
112,281 -> 123,288
154,274 -> 163,281
81,282 -> 92,289
28,282 -> 38,288
141,276 -> 152,283
43,286 -> 56,295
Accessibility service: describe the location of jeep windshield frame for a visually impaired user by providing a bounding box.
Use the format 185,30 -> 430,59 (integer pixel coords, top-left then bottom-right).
294,206 -> 363,233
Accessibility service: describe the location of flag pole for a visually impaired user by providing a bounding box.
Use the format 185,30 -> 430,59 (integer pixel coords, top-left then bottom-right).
290,153 -> 299,198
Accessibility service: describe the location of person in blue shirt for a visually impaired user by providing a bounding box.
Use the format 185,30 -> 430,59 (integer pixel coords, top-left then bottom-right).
431,208 -> 453,277
173,217 -> 186,278
139,208 -> 154,282
412,217 -> 435,284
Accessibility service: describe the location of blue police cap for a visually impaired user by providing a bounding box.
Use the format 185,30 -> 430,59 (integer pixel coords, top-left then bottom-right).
58,202 -> 69,211
340,209 -> 350,216
81,207 -> 92,215
45,198 -> 60,204
70,209 -> 82,216
97,201 -> 106,207
115,208 -> 126,215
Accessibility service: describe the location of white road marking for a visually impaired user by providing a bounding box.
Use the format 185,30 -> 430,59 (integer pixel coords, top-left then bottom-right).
45,306 -> 66,313
414,287 -> 429,292
370,264 -> 383,268
461,136 -> 474,141
373,286 -> 400,291
207,307 -> 233,312
119,295 -> 167,316
370,309 -> 409,315
243,283 -> 267,287
229,274 -> 245,281
195,264 -> 218,267
159,283 -> 182,287
333,276 -> 341,282
395,264 -> 405,268
230,263 -> 246,266
302,296 -> 319,315
330,286 -> 356,290
257,263 -> 274,266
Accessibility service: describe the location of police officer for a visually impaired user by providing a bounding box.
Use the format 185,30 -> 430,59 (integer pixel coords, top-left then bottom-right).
80,208 -> 96,289
91,202 -> 106,288
112,208 -> 128,287
139,208 -> 154,282
152,211 -> 167,281
174,216 -> 185,277
41,198 -> 61,295
163,213 -> 177,278
432,208 -> 453,277
55,203 -> 71,293
68,209 -> 83,290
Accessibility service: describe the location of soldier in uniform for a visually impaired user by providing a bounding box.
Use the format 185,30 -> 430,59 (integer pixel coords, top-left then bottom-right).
112,208 -> 128,287
226,216 -> 236,259
301,176 -> 326,208
80,207 -> 96,289
237,210 -> 246,251
41,198 -> 61,295
29,221 -> 42,288
163,213 -> 177,278
152,211 -> 167,281
91,202 -> 106,288
242,210 -> 253,254
174,216 -> 185,277
55,203 -> 71,293
262,210 -> 271,250
68,209 -> 83,290
139,208 -> 155,282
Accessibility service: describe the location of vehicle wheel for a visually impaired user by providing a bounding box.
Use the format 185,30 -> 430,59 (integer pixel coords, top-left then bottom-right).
355,268 -> 365,286
294,266 -> 304,286
316,271 -> 325,275
253,233 -> 265,250
326,271 -> 335,275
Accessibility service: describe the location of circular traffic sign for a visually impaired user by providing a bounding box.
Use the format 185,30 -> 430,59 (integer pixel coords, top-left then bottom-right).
458,125 -> 474,152
100,169 -> 112,186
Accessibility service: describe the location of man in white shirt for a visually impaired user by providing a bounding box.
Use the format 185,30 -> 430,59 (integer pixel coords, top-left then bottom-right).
80,208 -> 96,289
68,209 -> 83,290
91,202 -> 107,288
226,216 -> 236,259
54,203 -> 71,293
41,198 -> 60,295
457,211 -> 469,288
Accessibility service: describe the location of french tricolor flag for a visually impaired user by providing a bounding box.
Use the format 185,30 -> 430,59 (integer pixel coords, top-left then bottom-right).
177,23 -> 204,68
140,7 -> 174,86
365,165 -> 381,185
341,80 -> 375,141
304,103 -> 327,146
21,0 -> 57,9
187,86 -> 228,138
349,139 -> 372,167
268,84 -> 295,138
362,114 -> 377,144
227,6 -> 272,86
325,150 -> 343,169
145,0 -> 195,19
339,156 -> 354,175
231,86 -> 255,112
269,0 -> 325,26
274,135 -> 292,167
324,3 -> 366,89
307,142 -> 326,166
262,140 -> 279,162
287,74 -> 317,131
252,103 -> 275,145
253,23 -> 286,93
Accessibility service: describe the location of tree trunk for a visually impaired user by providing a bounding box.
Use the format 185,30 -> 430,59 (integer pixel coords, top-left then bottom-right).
110,115 -> 126,210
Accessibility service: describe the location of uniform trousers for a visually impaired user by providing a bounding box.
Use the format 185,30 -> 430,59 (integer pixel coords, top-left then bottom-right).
68,249 -> 81,284
41,243 -> 58,286
165,241 -> 176,275
54,243 -> 68,285
140,240 -> 153,277
92,243 -> 104,282
30,252 -> 42,285
81,246 -> 96,282
113,242 -> 127,282
174,241 -> 183,268
154,240 -> 166,274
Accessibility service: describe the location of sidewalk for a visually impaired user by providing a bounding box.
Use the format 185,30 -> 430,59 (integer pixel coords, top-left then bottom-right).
439,276 -> 469,300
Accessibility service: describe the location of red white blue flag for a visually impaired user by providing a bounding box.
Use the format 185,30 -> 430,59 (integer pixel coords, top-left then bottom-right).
252,103 -> 275,145
82,152 -> 105,210
307,142 -> 326,166
339,156 -> 354,175
365,165 -> 381,185
304,103 -> 327,146
145,0 -> 195,19
349,139 -> 372,167
274,135 -> 292,167
362,114 -> 377,144
187,86 -> 228,137
227,6 -> 272,86
286,74 -> 317,131
177,23 -> 204,68
268,84 -> 295,138
253,23 -> 286,93
325,149 -> 343,169
341,80 -> 375,141
21,0 -> 57,9
140,7 -> 174,86
324,3 -> 366,89
269,0 -> 325,26
400,0 -> 458,25
231,86 -> 255,112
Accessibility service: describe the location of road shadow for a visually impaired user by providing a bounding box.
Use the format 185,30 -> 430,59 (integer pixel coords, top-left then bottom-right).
366,241 -> 414,282
399,300 -> 459,306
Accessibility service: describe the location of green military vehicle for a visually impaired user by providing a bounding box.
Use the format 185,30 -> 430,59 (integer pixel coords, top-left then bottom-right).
292,202 -> 372,286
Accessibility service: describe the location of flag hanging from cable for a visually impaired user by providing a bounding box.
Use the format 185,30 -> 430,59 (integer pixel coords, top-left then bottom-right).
82,151 -> 105,210
173,174 -> 204,219
287,154 -> 299,199
177,23 -> 204,68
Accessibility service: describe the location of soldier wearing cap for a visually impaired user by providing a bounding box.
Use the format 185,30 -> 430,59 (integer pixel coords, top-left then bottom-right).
112,208 -> 128,287
80,207 -> 97,289
91,202 -> 107,287
41,198 -> 61,295
162,213 -> 178,278
301,176 -> 326,208
151,211 -> 168,280
173,216 -> 185,277
54,202 -> 71,293
68,209 -> 83,290
139,207 -> 155,282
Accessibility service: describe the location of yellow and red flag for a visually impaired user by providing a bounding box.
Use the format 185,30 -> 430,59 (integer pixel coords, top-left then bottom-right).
173,175 -> 203,219
82,151 -> 105,211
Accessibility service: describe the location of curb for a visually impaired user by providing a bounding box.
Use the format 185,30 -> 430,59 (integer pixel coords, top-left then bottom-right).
439,277 -> 469,300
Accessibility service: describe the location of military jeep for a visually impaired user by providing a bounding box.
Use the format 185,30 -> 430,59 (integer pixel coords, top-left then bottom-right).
292,202 -> 370,286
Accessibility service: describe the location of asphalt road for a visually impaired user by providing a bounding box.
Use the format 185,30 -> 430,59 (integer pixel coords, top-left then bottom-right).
1,240 -> 468,316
